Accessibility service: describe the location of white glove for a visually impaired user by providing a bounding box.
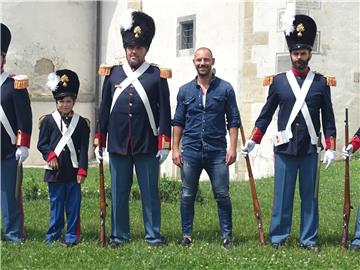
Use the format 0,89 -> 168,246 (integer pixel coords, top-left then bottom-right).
94,146 -> 105,163
156,149 -> 170,165
342,144 -> 353,159
240,140 -> 256,157
323,149 -> 336,169
15,146 -> 29,164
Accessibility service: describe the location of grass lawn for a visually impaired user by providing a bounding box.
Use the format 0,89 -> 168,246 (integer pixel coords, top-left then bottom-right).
1,158 -> 360,269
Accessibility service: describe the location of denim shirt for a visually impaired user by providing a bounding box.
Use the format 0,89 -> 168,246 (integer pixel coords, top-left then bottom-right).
172,76 -> 240,152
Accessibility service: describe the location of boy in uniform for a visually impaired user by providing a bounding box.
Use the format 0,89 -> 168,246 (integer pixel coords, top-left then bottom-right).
37,69 -> 90,246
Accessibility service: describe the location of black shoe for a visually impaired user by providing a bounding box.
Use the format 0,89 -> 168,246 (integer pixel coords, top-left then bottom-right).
109,239 -> 127,248
300,243 -> 319,252
63,242 -> 78,248
148,236 -> 166,248
350,244 -> 360,251
181,236 -> 193,247
271,242 -> 285,249
222,237 -> 233,249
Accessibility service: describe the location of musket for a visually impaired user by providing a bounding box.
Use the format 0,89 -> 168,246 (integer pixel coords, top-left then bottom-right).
98,134 -> 106,247
239,122 -> 266,245
340,108 -> 351,248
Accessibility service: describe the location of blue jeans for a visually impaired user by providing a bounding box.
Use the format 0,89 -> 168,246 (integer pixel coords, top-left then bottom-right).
109,153 -> 163,244
180,149 -> 232,238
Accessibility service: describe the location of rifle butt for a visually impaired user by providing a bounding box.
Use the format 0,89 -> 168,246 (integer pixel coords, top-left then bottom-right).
99,160 -> 106,247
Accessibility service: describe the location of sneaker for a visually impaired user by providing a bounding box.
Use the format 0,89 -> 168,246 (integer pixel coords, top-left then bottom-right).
222,237 -> 233,249
350,244 -> 360,251
181,236 -> 193,247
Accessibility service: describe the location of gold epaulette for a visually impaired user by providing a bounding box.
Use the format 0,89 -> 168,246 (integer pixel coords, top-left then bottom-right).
13,75 -> 29,90
324,75 -> 336,87
263,75 -> 273,86
151,63 -> 172,79
38,115 -> 46,128
98,64 -> 114,76
84,118 -> 91,128
160,67 -> 172,79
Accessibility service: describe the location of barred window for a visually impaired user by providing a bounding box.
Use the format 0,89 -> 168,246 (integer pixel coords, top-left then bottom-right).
177,15 -> 196,57
181,21 -> 193,49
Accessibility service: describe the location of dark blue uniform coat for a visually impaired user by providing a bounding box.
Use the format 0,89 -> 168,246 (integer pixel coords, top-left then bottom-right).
255,72 -> 336,155
37,113 -> 89,183
98,64 -> 171,155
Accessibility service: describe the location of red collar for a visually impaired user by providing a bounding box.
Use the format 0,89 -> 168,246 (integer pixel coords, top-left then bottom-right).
291,67 -> 310,78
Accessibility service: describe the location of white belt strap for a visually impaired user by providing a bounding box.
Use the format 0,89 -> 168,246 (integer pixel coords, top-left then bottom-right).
0,71 -> 9,86
123,62 -> 158,136
52,111 -> 80,168
110,61 -> 150,113
0,106 -> 16,144
285,70 -> 318,145
0,72 -> 16,144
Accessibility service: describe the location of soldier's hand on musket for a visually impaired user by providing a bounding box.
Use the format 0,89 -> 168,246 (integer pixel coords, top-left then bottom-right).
240,140 -> 255,157
156,149 -> 170,165
48,157 -> 59,170
15,146 -> 29,164
94,146 -> 105,163
172,148 -> 183,167
342,144 -> 353,159
323,149 -> 336,169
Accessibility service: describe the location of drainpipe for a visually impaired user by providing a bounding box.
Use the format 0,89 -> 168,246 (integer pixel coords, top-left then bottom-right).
94,0 -> 101,128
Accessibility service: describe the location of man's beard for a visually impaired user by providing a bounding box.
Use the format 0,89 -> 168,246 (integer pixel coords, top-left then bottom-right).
196,66 -> 212,77
292,58 -> 309,71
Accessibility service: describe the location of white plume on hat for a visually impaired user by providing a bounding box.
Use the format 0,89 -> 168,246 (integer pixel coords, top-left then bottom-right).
119,9 -> 135,31
46,72 -> 60,92
281,2 -> 296,36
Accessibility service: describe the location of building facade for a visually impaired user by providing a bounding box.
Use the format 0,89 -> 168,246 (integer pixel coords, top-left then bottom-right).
1,0 -> 359,180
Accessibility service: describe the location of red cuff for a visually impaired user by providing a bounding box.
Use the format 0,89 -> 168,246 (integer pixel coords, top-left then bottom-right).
47,151 -> 57,162
250,127 -> 264,144
77,168 -> 87,177
325,136 -> 336,150
158,134 -> 171,150
16,131 -> 31,148
94,132 -> 107,148
351,135 -> 360,153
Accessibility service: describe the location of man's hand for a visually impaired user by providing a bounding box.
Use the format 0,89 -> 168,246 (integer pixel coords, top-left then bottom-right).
156,149 -> 170,165
240,140 -> 256,157
172,148 -> 183,167
15,146 -> 29,164
226,148 -> 237,166
77,175 -> 86,184
342,144 -> 353,159
323,149 -> 336,169
48,157 -> 59,170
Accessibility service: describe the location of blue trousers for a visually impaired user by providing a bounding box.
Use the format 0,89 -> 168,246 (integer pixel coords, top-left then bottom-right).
109,153 -> 162,244
180,150 -> 232,238
1,157 -> 24,243
269,153 -> 318,246
352,205 -> 360,246
46,182 -> 81,244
